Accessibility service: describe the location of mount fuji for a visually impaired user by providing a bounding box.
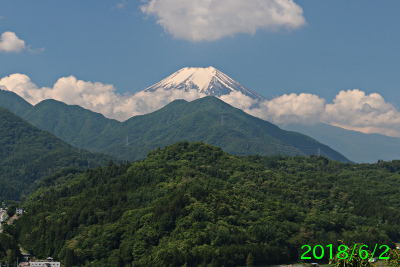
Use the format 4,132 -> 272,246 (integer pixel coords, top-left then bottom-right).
144,66 -> 267,101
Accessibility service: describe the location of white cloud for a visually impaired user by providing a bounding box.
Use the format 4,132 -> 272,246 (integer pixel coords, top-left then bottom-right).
1,73 -> 399,137
0,31 -> 26,53
219,91 -> 258,110
243,90 -> 400,137
141,0 -> 306,42
251,93 -> 326,124
0,74 -> 205,121
202,89 -> 400,137
323,89 -> 400,137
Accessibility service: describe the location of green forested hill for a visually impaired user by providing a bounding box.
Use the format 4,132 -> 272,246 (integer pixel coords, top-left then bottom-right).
12,142 -> 400,266
1,92 -> 350,162
0,89 -> 32,117
112,97 -> 348,162
22,99 -> 120,149
0,107 -> 116,201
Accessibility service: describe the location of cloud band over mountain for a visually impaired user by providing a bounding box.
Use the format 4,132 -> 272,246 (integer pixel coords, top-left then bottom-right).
1,73 -> 399,138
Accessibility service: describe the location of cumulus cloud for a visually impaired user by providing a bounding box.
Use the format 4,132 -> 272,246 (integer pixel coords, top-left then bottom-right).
1,73 -> 399,137
141,0 -> 306,42
251,93 -> 326,125
0,74 -> 205,121
194,89 -> 400,137
242,90 -> 400,137
219,91 -> 258,110
0,31 -> 26,53
323,90 -> 400,137
220,92 -> 327,125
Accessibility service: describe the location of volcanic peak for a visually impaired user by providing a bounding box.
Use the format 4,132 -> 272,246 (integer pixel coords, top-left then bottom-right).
144,66 -> 266,101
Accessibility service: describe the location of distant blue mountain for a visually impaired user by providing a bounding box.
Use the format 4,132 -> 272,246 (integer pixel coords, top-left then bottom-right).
280,123 -> 400,163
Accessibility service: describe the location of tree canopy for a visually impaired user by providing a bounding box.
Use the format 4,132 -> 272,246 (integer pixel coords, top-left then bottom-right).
10,142 -> 400,266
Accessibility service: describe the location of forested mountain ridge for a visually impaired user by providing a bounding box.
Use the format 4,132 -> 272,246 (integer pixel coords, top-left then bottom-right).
0,107 -> 116,201
116,96 -> 347,161
22,99 -> 120,149
0,90 -> 351,162
10,142 -> 400,266
0,89 -> 32,117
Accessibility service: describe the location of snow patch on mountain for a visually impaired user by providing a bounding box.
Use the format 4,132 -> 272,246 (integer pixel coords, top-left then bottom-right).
144,66 -> 267,101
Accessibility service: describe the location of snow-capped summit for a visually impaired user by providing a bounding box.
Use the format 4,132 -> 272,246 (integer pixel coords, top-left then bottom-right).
144,66 -> 267,101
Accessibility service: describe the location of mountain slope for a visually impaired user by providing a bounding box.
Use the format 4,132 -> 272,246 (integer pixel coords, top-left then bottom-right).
0,89 -> 33,117
144,66 -> 267,101
109,96 -> 350,162
0,107 -> 116,201
68,96 -> 346,162
22,99 -> 120,149
6,96 -> 349,163
281,123 -> 400,163
14,142 -> 400,266
0,91 -> 350,162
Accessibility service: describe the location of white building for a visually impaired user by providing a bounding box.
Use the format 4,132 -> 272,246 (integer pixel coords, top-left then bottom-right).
16,208 -> 24,215
0,210 -> 5,221
29,262 -> 61,267
29,258 -> 61,267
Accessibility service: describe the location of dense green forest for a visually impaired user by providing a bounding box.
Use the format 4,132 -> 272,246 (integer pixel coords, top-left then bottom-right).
0,107 -> 116,201
9,142 -> 400,266
0,90 -> 350,163
0,232 -> 20,263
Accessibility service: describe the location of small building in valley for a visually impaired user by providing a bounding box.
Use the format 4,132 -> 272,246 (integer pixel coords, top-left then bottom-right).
29,257 -> 61,267
16,208 -> 24,215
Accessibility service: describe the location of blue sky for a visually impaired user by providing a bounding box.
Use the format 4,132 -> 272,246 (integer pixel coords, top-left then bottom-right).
1,0 -> 400,136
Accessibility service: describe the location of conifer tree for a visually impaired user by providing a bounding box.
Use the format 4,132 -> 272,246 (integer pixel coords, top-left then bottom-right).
246,252 -> 254,267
